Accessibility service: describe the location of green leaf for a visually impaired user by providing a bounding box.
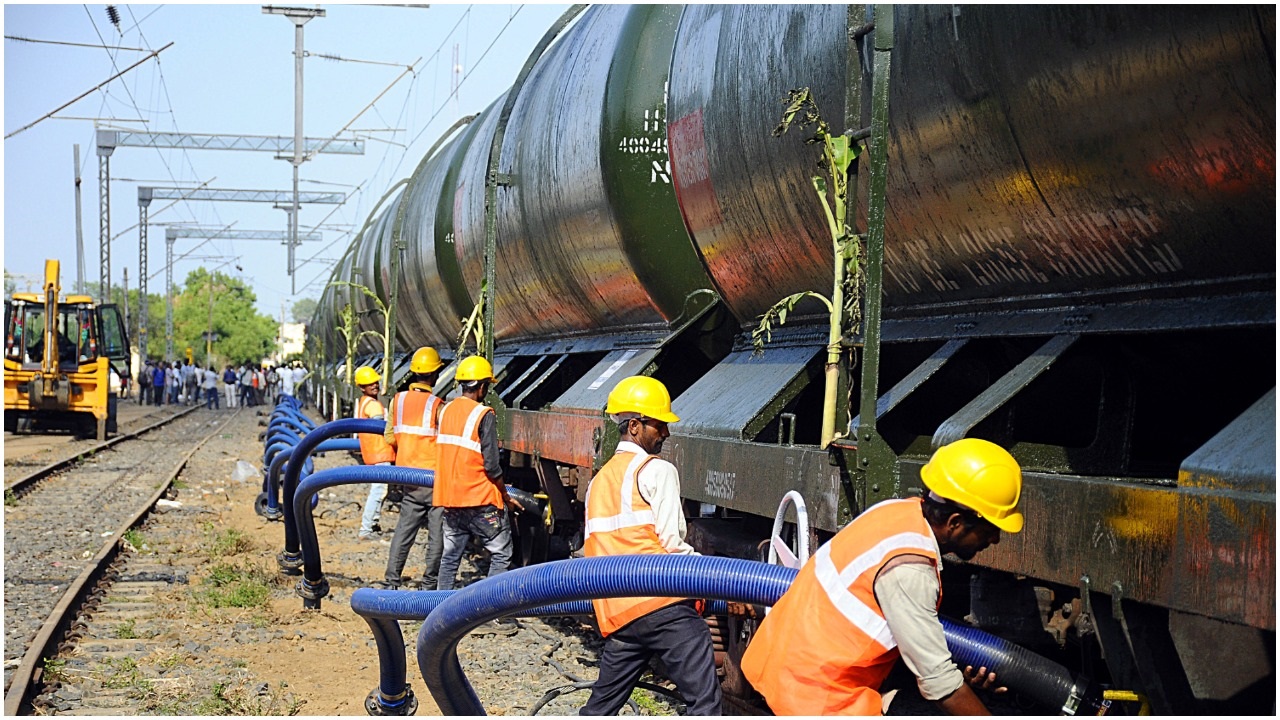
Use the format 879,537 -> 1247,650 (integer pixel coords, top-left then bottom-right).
812,176 -> 827,195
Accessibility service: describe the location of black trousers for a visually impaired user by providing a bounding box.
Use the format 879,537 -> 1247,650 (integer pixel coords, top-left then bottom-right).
384,488 -> 444,588
580,601 -> 722,716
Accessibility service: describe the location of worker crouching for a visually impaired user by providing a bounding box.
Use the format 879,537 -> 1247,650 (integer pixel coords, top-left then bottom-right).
741,437 -> 1022,715
579,376 -> 721,715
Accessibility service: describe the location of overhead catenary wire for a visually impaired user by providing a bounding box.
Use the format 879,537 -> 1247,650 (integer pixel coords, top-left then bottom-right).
3,35 -> 149,52
2,40 -> 174,139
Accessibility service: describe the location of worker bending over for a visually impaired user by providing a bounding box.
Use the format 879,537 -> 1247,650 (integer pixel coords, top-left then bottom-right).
379,347 -> 446,590
742,438 -> 1020,715
580,376 -> 721,716
435,356 -> 523,590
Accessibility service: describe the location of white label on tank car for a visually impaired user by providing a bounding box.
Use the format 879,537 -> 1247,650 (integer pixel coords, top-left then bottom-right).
705,469 -> 737,501
587,350 -> 638,391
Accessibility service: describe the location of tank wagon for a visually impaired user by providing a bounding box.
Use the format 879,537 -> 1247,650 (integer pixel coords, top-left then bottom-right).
313,5 -> 1275,713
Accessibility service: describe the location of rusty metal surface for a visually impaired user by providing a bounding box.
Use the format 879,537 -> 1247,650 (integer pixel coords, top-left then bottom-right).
668,5 -> 1275,326
897,460 -> 1276,631
664,433 -> 844,533
504,408 -> 602,468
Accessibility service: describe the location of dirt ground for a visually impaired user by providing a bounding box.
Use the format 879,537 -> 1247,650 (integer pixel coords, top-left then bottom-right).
184,415 -> 444,715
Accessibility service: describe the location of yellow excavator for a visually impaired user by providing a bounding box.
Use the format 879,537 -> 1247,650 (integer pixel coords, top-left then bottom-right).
4,260 -> 130,440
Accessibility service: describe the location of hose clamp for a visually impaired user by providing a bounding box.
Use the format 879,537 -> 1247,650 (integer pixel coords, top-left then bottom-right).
296,575 -> 330,601
277,550 -> 304,575
365,685 -> 418,716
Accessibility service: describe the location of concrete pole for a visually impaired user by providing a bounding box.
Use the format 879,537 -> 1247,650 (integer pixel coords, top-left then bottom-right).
138,197 -> 151,360
74,145 -> 85,295
165,235 -> 175,362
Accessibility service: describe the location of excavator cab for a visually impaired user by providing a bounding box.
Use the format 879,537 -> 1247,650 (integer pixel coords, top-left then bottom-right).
4,260 -> 130,439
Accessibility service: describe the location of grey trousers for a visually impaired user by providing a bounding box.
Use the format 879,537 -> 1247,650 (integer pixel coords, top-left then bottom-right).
384,490 -> 444,588
580,602 -> 722,715
436,505 -> 513,590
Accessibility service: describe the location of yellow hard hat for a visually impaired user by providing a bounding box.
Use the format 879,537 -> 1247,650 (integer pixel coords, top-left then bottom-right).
410,347 -> 444,374
605,376 -> 679,424
455,355 -> 495,383
921,438 -> 1023,534
353,366 -> 380,386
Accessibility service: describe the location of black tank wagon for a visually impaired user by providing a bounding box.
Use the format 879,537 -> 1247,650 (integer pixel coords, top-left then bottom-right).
312,5 -> 1275,713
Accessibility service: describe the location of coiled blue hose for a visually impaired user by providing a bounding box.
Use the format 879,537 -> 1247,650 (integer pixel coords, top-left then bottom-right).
416,555 -> 793,715
349,586 -> 727,713
279,418 -> 386,556
263,440 -> 355,515
414,554 -> 1098,716
292,464 -> 434,609
267,415 -> 311,437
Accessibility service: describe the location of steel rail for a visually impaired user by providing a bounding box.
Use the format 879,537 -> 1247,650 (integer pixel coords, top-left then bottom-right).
2,407 -> 243,716
4,405 -> 200,496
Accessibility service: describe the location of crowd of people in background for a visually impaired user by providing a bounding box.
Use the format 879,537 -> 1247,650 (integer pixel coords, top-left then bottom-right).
134,360 -> 309,410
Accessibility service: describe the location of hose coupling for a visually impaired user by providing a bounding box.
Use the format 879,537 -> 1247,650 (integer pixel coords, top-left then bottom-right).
365,685 -> 418,716
296,575 -> 330,602
277,550 -> 304,575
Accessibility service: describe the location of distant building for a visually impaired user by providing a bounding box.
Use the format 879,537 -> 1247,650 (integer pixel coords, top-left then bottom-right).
276,322 -> 306,363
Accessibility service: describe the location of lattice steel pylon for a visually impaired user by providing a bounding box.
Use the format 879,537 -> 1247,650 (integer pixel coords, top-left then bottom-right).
97,145 -> 112,302
95,127 -> 362,313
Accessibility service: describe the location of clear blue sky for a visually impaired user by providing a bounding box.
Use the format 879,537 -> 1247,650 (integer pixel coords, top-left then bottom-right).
3,2 -> 570,320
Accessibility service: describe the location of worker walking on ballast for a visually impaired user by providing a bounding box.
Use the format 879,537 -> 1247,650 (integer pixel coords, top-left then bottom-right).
435,355 -> 523,590
579,376 -> 721,716
741,437 -> 1021,715
353,366 -> 395,540
379,347 -> 447,590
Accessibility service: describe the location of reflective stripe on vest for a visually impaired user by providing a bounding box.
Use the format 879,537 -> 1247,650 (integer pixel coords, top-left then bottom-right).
739,498 -> 940,716
435,402 -> 488,454
583,453 -> 656,540
391,390 -> 442,470
583,451 -> 682,636
356,395 -> 395,465
394,392 -> 440,437
813,529 -> 938,651
434,397 -> 500,508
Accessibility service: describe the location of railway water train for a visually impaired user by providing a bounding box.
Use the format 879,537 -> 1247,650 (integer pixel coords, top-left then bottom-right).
310,5 -> 1275,713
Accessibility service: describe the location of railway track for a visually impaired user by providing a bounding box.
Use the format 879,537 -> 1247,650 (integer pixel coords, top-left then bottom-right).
3,407 -> 241,715
4,405 -> 199,495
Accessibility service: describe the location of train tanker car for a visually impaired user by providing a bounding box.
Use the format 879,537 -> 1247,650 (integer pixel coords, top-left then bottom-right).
312,5 -> 1275,713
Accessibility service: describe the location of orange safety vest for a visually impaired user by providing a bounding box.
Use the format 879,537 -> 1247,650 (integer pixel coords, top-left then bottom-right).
434,396 -> 502,508
583,451 -> 685,636
741,498 -> 941,716
390,389 -> 443,470
355,395 -> 396,465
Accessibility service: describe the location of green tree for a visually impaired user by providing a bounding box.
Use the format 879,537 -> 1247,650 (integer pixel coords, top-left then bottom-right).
3,269 -> 16,297
291,297 -> 318,324
173,268 -> 278,365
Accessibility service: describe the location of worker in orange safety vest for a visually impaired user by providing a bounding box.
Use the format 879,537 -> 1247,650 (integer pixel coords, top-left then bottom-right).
353,366 -> 396,540
579,375 -> 722,716
378,347 -> 447,590
435,355 -> 524,590
741,438 -> 1022,715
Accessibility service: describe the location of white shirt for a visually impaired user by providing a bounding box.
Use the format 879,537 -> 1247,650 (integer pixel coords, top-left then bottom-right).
201,370 -> 216,390
280,370 -> 296,395
615,440 -> 696,556
874,556 -> 964,701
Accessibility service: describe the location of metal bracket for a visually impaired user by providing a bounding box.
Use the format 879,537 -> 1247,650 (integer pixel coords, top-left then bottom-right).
933,333 -> 1078,448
